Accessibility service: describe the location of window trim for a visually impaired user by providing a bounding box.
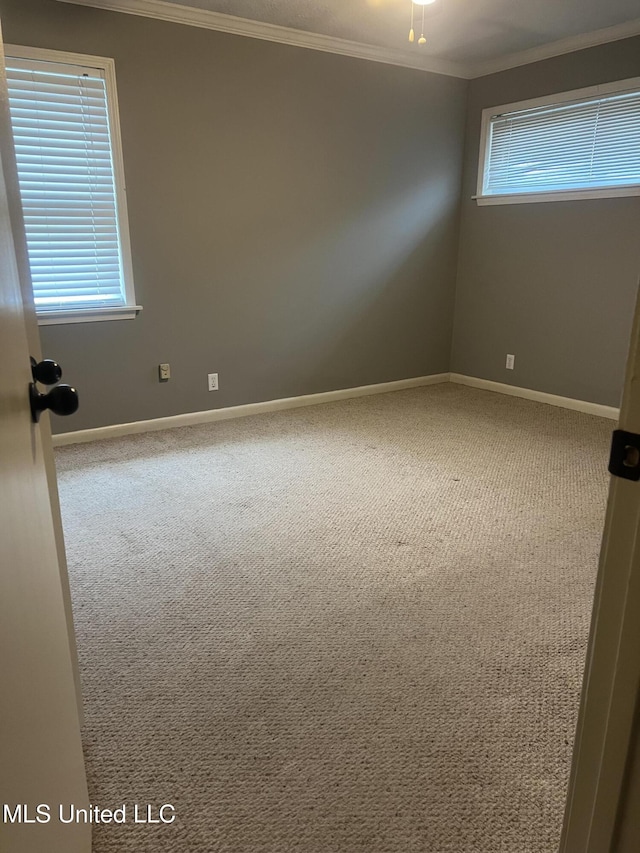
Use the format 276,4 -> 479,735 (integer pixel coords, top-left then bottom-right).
476,76 -> 640,206
5,44 -> 141,324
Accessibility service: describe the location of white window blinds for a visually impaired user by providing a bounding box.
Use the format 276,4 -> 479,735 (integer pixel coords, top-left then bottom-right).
481,84 -> 640,199
6,56 -> 131,313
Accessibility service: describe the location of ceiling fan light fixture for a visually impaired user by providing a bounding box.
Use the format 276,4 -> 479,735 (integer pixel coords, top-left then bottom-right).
409,0 -> 436,46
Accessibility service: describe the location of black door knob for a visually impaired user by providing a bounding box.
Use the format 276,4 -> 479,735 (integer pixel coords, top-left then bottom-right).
31,357 -> 63,386
30,383 -> 79,422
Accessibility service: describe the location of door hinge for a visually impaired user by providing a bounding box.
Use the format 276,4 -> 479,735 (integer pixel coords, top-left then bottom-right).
609,429 -> 640,481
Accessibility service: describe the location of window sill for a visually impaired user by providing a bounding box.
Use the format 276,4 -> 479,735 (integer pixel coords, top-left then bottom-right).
474,186 -> 640,206
37,305 -> 143,326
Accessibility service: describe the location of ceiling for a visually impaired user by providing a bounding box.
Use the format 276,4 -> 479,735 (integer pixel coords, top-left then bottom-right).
58,0 -> 640,76
167,0 -> 640,65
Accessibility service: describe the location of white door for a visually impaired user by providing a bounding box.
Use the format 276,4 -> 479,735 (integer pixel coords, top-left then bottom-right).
560,279 -> 640,852
0,21 -> 90,853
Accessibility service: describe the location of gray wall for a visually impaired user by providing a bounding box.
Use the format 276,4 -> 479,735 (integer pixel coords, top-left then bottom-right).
0,0 -> 468,432
4,3 -> 638,423
451,37 -> 640,408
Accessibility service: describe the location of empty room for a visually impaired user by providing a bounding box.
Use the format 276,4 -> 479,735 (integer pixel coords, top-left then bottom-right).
2,0 -> 640,852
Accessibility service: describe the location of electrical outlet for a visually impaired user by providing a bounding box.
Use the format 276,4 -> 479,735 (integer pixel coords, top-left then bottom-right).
208,373 -> 219,392
506,354 -> 515,370
159,363 -> 170,382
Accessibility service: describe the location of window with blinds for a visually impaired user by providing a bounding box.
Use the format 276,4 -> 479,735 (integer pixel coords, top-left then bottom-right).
5,49 -> 137,321
478,78 -> 640,204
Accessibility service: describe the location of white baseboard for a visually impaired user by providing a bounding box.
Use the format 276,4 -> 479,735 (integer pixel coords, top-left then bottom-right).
52,373 -> 451,446
450,373 -> 620,421
52,370 -> 619,447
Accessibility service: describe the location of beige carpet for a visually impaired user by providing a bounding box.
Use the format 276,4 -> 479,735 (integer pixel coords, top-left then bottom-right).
55,384 -> 611,853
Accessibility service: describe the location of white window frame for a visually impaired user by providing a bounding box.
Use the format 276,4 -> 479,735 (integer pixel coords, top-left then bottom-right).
5,44 -> 141,324
476,77 -> 640,206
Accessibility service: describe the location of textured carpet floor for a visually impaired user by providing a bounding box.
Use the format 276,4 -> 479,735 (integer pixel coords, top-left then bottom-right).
55,384 -> 612,853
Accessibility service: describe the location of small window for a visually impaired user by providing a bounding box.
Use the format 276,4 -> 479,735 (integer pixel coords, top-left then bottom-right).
477,78 -> 640,205
5,46 -> 139,324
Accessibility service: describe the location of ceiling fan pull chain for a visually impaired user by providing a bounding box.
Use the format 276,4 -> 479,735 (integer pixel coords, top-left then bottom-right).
419,3 -> 427,44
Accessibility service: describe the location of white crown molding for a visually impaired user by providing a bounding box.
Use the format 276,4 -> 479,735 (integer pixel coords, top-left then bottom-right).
55,0 -> 470,78
52,0 -> 640,80
467,17 -> 640,78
